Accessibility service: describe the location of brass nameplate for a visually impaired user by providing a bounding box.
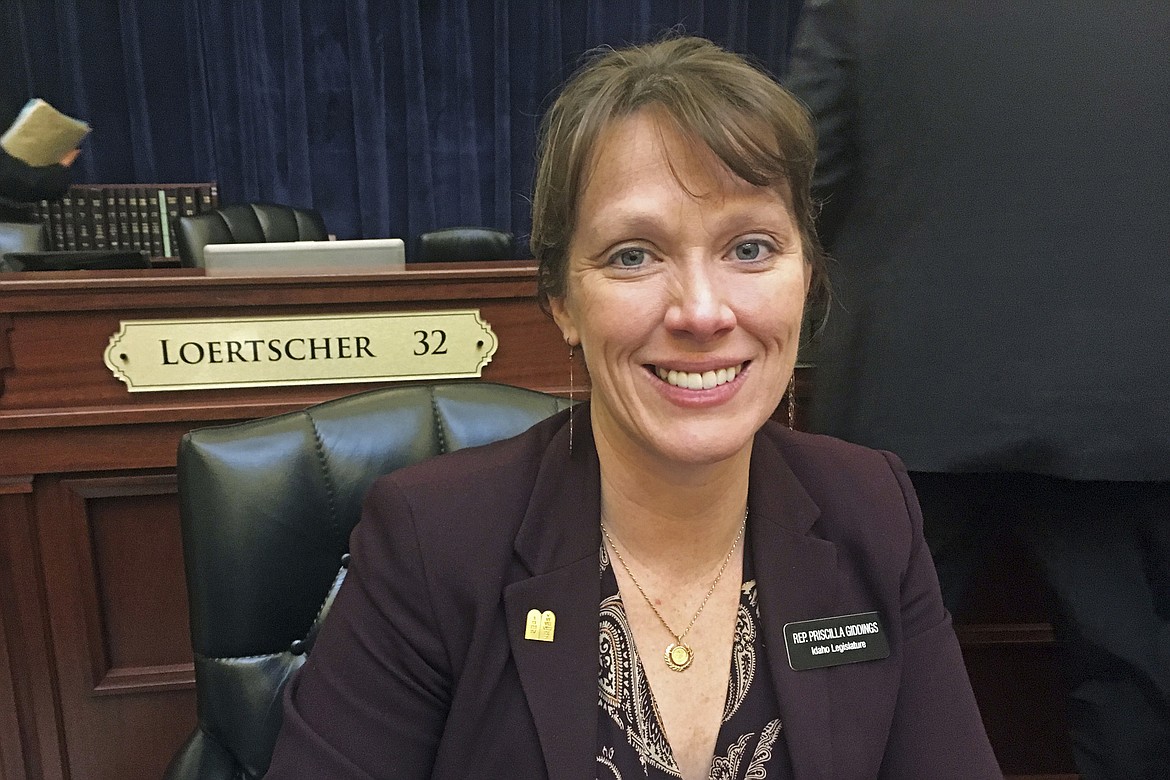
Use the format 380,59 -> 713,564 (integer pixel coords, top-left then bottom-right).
104,310 -> 497,392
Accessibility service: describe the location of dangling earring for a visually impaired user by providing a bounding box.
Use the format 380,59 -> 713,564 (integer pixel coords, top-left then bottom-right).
787,373 -> 796,430
568,341 -> 575,452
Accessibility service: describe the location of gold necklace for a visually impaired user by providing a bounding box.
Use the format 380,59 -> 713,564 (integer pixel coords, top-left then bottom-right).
601,512 -> 746,672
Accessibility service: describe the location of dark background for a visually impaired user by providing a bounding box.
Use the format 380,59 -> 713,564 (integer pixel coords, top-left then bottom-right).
1,0 -> 802,249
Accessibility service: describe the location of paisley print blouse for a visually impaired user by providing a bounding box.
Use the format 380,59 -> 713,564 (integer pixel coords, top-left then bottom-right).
597,533 -> 793,779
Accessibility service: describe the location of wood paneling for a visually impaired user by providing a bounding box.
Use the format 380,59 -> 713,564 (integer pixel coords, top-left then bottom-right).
0,557 -> 24,780
0,482 -> 64,780
59,476 -> 192,693
35,474 -> 197,779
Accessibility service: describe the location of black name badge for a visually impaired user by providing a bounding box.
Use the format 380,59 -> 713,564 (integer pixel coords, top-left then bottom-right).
783,611 -> 890,671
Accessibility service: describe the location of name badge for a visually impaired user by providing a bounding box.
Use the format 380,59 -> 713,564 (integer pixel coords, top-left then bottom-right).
783,611 -> 890,671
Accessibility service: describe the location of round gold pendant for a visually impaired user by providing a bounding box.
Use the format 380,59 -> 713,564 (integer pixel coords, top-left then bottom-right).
664,642 -> 693,672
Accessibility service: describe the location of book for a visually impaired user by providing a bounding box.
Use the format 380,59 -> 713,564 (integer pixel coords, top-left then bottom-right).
105,189 -> 120,249
88,187 -> 106,249
33,182 -> 217,257
156,190 -> 171,258
73,189 -> 91,250
48,199 -> 65,250
116,189 -> 130,249
32,199 -> 49,227
180,187 -> 197,218
164,190 -> 180,256
138,188 -> 153,254
198,184 -> 215,213
0,98 -> 90,167
61,192 -> 76,249
147,188 -> 163,257
128,189 -> 142,251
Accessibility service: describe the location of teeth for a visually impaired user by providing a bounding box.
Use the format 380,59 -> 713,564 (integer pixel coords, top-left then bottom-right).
654,364 -> 742,389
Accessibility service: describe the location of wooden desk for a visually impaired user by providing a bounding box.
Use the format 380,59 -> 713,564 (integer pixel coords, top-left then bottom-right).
0,263 -> 1073,778
0,263 -> 579,780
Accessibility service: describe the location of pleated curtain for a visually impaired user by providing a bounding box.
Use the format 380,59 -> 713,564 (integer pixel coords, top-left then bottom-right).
0,0 -> 801,246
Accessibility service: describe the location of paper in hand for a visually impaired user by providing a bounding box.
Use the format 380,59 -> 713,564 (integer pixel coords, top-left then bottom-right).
1,98 -> 90,167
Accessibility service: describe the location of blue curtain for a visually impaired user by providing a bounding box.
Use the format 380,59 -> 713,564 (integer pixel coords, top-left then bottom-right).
1,0 -> 802,246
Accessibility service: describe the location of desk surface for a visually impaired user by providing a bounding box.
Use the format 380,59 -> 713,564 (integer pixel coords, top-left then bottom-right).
0,260 -> 539,307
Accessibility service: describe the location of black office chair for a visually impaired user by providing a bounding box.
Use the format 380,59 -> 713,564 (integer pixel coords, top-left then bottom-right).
174,202 -> 328,268
414,226 -> 514,263
164,382 -> 571,780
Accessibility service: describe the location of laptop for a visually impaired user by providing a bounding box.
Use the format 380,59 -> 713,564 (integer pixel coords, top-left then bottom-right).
202,238 -> 406,276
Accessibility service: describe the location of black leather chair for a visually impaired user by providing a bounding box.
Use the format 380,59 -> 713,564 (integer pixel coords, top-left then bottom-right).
174,202 -> 328,268
164,381 -> 571,779
414,226 -> 514,262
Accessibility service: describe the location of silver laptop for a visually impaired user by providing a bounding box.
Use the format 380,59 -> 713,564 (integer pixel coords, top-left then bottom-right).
202,238 -> 406,276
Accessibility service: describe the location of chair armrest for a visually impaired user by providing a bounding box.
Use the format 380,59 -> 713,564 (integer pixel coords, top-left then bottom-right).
164,728 -> 245,780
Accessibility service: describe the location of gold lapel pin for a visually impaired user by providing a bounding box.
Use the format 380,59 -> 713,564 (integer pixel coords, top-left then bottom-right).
524,609 -> 556,642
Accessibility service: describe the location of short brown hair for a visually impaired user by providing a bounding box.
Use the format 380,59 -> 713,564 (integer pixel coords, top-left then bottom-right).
531,35 -> 827,311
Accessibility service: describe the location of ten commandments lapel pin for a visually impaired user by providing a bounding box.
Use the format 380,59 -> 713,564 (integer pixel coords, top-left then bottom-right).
524,609 -> 556,641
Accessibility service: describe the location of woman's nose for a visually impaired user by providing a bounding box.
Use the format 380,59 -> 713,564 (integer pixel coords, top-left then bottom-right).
664,265 -> 736,339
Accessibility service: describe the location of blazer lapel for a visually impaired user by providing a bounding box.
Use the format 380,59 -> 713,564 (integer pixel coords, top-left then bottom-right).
505,557 -> 601,780
749,431 -> 839,780
505,410 -> 602,780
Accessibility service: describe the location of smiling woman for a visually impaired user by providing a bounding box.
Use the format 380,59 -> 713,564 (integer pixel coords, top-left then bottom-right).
550,108 -> 809,472
266,36 -> 1000,780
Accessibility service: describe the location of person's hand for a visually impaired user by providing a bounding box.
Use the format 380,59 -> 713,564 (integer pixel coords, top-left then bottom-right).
59,148 -> 80,167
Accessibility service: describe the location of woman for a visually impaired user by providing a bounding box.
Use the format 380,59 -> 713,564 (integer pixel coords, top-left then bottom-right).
267,37 -> 999,779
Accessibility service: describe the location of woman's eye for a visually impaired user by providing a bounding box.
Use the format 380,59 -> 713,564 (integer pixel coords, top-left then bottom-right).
611,248 -> 647,268
734,242 -> 764,261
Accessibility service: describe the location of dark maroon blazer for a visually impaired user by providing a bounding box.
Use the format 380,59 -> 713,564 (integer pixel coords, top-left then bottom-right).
267,407 -> 1000,779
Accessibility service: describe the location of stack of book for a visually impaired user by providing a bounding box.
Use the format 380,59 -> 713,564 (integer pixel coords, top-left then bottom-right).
33,183 -> 219,258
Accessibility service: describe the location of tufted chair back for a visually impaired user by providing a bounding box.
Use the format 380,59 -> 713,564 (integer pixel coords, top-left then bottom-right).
414,226 -> 514,262
174,203 -> 328,268
164,382 -> 571,779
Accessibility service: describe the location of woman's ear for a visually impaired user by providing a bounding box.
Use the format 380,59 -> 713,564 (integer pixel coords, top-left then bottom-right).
549,295 -> 579,346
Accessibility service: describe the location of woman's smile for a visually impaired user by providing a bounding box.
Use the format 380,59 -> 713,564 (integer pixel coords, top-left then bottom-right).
652,362 -> 745,391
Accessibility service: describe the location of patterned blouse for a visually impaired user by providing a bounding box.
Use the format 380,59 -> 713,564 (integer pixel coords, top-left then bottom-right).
597,532 -> 794,779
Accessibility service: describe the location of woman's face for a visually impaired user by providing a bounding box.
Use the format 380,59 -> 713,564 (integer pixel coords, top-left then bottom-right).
551,109 -> 810,469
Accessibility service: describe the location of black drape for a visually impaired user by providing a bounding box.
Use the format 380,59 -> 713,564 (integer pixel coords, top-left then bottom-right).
1,0 -> 801,245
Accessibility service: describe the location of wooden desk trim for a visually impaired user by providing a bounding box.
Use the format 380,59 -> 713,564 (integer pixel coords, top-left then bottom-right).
0,262 -> 540,313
